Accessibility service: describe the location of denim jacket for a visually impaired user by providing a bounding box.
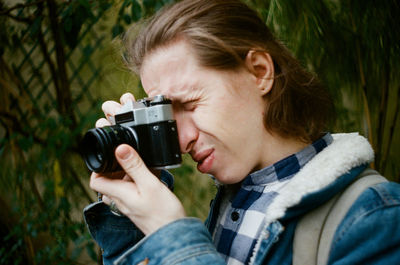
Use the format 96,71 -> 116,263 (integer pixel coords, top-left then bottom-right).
84,133 -> 400,265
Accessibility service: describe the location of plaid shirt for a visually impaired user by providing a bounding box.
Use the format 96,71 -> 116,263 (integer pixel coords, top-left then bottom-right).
211,133 -> 333,265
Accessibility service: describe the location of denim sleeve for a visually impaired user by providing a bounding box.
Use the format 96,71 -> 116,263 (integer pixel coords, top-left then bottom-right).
84,204 -> 225,265
114,218 -> 226,265
84,201 -> 145,264
328,182 -> 400,265
84,169 -> 225,265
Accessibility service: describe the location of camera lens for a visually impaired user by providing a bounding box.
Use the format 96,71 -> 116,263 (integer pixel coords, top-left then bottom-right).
95,142 -> 104,162
80,125 -> 137,173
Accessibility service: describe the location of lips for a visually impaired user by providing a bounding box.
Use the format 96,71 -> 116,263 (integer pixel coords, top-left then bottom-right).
192,148 -> 215,173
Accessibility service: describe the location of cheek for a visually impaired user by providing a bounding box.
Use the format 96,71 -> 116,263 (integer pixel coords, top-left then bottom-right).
194,105 -> 244,150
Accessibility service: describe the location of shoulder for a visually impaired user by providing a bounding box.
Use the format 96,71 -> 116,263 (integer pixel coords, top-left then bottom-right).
344,181 -> 400,220
328,181 -> 400,264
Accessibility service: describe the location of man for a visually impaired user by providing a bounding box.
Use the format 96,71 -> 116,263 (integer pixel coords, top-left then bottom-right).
84,0 -> 400,264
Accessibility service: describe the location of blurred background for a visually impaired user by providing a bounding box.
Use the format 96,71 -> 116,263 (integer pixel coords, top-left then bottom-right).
0,0 -> 399,264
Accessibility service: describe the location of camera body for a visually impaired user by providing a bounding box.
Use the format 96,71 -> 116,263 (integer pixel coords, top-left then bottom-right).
81,95 -> 181,173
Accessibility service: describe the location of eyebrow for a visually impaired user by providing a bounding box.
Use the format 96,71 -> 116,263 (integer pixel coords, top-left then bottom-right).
150,84 -> 197,103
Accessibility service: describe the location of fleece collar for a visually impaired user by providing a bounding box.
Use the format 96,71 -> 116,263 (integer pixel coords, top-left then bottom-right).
251,133 -> 374,261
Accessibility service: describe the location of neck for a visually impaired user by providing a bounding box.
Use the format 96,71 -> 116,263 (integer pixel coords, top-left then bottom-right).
256,133 -> 310,171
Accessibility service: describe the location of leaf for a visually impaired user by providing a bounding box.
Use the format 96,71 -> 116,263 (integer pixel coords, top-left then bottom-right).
119,0 -> 130,16
53,159 -> 64,198
18,136 -> 33,151
131,0 -> 142,22
77,0 -> 90,9
82,44 -> 93,57
61,2 -> 95,49
86,242 -> 98,261
123,13 -> 132,24
99,1 -> 113,12
112,24 -> 124,38
143,0 -> 156,10
29,17 -> 42,38
71,245 -> 83,260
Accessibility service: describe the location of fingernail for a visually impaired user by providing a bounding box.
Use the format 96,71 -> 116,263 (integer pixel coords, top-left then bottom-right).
116,145 -> 132,160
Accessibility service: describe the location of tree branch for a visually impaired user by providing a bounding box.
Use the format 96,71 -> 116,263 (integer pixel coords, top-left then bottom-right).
0,111 -> 47,146
35,4 -> 64,111
381,84 -> 400,176
46,0 -> 77,128
350,12 -> 375,168
376,66 -> 390,171
0,0 -> 46,16
1,12 -> 32,23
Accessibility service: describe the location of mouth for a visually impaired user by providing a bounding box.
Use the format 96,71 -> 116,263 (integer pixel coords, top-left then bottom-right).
192,148 -> 215,173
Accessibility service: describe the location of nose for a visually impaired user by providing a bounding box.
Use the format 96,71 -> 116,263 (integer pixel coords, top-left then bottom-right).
174,111 -> 198,154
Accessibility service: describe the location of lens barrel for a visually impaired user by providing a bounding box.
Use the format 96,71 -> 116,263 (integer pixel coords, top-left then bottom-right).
80,126 -> 137,173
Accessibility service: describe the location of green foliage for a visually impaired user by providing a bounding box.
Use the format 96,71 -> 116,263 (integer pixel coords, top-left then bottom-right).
60,0 -> 99,49
112,0 -> 175,38
248,0 -> 400,181
0,0 -> 399,264
0,0 -> 211,264
0,0 -> 113,264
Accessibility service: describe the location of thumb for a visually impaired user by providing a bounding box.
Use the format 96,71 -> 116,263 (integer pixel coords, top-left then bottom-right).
115,144 -> 154,186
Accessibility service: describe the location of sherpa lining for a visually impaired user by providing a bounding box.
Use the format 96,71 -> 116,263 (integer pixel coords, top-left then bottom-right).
249,133 -> 374,264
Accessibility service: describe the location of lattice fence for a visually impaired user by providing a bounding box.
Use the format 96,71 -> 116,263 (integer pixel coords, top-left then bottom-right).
1,3 -> 109,151
0,1 -> 114,264
0,1 -> 218,263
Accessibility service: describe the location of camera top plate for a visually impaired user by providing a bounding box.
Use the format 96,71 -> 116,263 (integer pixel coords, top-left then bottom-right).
111,95 -> 174,126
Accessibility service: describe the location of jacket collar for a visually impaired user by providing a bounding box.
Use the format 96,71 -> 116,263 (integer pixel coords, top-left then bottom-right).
251,133 -> 374,260
263,133 -> 374,224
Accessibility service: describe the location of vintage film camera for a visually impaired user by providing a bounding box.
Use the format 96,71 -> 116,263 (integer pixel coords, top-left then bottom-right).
81,95 -> 181,173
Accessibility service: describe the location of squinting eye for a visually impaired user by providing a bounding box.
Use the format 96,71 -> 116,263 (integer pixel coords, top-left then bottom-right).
183,101 -> 196,111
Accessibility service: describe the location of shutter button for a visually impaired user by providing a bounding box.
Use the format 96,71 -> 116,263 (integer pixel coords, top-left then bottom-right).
231,211 -> 240,221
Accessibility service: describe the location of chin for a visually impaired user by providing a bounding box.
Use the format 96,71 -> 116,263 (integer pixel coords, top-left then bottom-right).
213,172 -> 243,185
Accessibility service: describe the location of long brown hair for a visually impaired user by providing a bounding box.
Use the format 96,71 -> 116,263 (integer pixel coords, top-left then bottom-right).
123,0 -> 335,142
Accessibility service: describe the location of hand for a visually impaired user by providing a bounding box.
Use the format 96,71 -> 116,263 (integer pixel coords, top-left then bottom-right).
90,144 -> 186,235
89,93 -> 186,235
95,92 -> 136,128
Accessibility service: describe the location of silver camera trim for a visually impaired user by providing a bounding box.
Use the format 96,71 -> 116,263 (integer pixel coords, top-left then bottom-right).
109,95 -> 174,126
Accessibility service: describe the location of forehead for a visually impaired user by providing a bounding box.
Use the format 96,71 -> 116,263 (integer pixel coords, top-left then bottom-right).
140,40 -> 200,100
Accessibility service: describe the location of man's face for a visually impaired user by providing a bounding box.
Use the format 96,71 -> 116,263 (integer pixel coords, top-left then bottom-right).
140,40 -> 269,184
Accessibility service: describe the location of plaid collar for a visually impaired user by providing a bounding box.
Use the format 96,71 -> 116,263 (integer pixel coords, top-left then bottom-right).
212,133 -> 333,264
244,133 -> 333,186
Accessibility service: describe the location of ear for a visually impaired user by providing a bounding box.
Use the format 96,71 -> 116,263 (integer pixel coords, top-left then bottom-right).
245,50 -> 274,96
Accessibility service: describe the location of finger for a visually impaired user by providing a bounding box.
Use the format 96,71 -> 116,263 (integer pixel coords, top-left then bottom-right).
95,118 -> 111,128
102,101 -> 122,120
120,92 -> 136,105
109,171 -> 126,180
122,174 -> 131,181
90,172 -> 137,201
102,194 -> 112,205
115,144 -> 155,188
91,170 -> 122,180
